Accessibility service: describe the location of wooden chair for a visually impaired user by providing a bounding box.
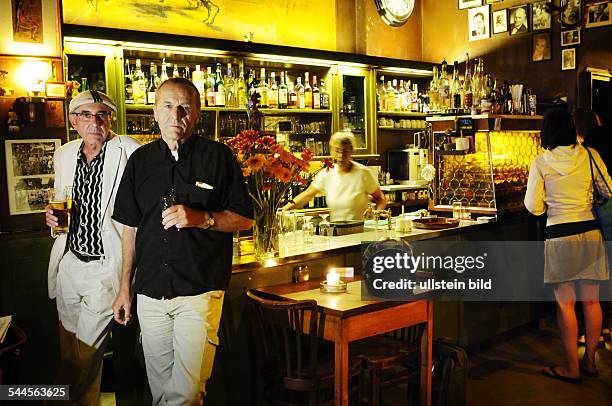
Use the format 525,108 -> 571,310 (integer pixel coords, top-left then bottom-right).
245,289 -> 362,406
350,325 -> 423,406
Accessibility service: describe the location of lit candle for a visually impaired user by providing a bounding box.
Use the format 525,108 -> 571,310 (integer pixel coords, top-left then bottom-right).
326,269 -> 340,286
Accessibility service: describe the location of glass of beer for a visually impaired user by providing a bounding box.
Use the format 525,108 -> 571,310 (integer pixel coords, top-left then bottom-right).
49,186 -> 72,238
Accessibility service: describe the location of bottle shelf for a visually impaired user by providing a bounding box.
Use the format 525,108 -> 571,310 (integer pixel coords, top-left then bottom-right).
126,104 -> 332,114
378,127 -> 425,131
377,111 -> 428,117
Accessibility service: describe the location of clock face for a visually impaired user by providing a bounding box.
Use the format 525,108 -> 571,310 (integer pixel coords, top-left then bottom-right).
375,0 -> 416,27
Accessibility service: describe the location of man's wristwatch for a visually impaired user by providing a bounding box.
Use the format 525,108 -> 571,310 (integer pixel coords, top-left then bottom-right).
203,212 -> 215,229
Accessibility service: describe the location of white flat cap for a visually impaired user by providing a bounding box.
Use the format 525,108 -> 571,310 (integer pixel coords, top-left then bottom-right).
69,90 -> 117,113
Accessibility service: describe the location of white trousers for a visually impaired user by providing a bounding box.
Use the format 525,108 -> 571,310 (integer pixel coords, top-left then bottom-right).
55,251 -> 115,405
137,291 -> 224,406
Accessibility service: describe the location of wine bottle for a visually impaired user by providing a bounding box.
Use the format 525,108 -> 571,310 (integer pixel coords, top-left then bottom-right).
124,59 -> 134,104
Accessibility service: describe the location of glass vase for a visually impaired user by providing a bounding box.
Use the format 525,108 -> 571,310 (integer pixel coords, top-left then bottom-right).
253,208 -> 281,259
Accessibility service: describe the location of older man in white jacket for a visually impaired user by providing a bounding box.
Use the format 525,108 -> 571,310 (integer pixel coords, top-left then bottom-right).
45,90 -> 140,404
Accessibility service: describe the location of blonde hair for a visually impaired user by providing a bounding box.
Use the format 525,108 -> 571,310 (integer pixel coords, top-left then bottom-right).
329,131 -> 356,150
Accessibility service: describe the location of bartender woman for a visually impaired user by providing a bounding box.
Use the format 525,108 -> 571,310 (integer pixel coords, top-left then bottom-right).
283,131 -> 385,220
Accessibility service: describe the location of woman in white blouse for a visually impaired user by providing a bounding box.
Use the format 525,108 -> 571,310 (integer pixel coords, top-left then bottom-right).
283,131 -> 385,221
525,108 -> 611,382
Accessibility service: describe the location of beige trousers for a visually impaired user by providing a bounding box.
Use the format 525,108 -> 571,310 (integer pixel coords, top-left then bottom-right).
54,251 -> 115,405
137,291 -> 224,406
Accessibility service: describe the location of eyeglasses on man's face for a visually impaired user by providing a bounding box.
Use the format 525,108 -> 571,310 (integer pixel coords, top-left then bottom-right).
71,111 -> 113,122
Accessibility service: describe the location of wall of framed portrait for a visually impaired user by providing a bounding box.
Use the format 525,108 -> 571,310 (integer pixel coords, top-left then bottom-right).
422,0 -> 612,110
0,95 -> 66,232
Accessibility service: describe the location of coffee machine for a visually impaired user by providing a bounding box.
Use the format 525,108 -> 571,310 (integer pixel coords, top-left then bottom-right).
387,147 -> 429,185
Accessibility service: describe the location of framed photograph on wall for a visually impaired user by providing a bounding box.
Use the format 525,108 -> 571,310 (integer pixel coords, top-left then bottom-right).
0,0 -> 61,57
561,29 -> 581,46
561,0 -> 582,28
509,5 -> 530,35
468,5 -> 491,41
492,9 -> 508,33
4,139 -> 59,215
532,1 -> 551,30
532,32 -> 552,61
459,0 -> 483,10
562,48 -> 576,70
586,1 -> 612,28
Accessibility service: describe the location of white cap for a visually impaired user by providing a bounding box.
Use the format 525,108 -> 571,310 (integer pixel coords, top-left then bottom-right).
69,90 -> 117,113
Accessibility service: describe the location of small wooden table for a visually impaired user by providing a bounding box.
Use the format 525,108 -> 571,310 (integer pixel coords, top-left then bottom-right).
255,279 -> 433,406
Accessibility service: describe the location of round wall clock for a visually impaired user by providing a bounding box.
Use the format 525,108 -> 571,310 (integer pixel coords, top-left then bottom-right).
374,0 -> 416,27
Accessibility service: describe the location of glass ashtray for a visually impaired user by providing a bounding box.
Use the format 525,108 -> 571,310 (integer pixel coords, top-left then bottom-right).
320,280 -> 347,293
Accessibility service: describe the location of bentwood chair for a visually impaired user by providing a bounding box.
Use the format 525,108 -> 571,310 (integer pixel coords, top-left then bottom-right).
350,325 -> 423,406
245,289 -> 362,406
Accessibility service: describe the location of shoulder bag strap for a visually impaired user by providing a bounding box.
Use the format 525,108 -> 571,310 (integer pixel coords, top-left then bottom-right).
584,146 -> 612,201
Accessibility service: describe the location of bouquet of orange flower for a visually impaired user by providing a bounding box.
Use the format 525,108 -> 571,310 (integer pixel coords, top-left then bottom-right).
226,129 -> 332,257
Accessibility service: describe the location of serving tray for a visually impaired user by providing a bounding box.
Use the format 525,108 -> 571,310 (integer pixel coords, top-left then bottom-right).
412,218 -> 460,230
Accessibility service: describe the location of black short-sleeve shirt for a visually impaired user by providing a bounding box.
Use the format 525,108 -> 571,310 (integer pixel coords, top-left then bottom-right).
112,135 -> 253,298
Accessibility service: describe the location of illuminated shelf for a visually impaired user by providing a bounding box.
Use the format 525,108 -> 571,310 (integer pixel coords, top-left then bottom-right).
378,127 -> 424,131
126,104 -> 332,114
377,111 -> 428,117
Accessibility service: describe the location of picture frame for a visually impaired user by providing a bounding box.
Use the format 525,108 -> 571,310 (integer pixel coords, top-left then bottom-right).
0,0 -> 61,57
531,1 -> 552,31
532,32 -> 552,62
509,5 -> 530,35
561,29 -> 581,46
492,9 -> 509,33
45,82 -> 65,98
585,1 -> 612,28
562,48 -> 576,70
468,5 -> 491,41
561,0 -> 582,28
459,0 -> 483,10
4,138 -> 59,215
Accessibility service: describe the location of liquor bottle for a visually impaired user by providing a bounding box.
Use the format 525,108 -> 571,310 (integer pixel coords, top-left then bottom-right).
225,63 -> 235,107
428,66 -> 439,112
312,75 -> 320,109
160,58 -> 169,83
398,80 -> 406,111
319,79 -> 330,110
288,80 -> 298,109
296,77 -> 305,109
471,58 -> 482,109
192,65 -> 206,105
124,59 -> 134,104
411,84 -> 420,112
451,61 -> 462,110
237,65 -> 247,108
184,66 -> 190,81
172,64 -> 180,78
304,72 -> 312,108
462,55 -> 473,110
377,76 -> 386,111
132,59 -> 147,104
214,63 -> 225,107
406,81 -> 414,111
205,66 -> 215,107
248,69 -> 256,96
386,81 -> 395,112
438,59 -> 450,111
258,68 -> 269,108
278,71 -> 288,109
81,77 -> 89,92
268,72 -> 278,109
392,79 -> 400,112
147,62 -> 158,105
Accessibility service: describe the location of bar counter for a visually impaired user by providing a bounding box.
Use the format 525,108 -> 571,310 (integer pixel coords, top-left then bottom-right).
231,220 -> 492,273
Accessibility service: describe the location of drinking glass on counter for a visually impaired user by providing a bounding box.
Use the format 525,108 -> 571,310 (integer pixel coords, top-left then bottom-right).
49,186 -> 73,238
452,201 -> 463,220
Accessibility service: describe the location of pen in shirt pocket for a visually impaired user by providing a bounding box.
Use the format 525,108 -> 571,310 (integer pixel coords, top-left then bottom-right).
195,181 -> 214,189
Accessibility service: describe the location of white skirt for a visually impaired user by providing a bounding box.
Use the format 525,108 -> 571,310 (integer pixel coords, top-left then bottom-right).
544,228 -> 610,284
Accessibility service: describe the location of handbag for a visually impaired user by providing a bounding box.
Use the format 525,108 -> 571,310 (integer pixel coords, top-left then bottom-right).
585,147 -> 612,240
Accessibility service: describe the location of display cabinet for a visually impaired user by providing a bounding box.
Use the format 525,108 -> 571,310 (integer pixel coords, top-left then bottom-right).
427,115 -> 542,216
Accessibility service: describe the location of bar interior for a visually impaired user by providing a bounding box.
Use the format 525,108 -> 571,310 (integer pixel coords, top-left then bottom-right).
0,1 -> 611,405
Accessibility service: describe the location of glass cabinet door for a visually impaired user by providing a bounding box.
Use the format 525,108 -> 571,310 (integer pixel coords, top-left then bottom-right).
337,67 -> 373,154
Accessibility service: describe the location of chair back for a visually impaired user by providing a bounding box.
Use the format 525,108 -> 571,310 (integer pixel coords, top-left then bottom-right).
245,289 -> 326,393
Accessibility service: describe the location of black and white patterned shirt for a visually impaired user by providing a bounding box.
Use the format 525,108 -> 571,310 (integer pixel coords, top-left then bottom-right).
69,142 -> 106,256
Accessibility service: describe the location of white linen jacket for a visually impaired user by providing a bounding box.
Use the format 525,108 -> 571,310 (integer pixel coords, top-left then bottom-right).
47,133 -> 141,299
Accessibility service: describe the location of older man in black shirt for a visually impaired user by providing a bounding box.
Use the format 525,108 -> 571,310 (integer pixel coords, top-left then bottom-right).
112,77 -> 253,405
